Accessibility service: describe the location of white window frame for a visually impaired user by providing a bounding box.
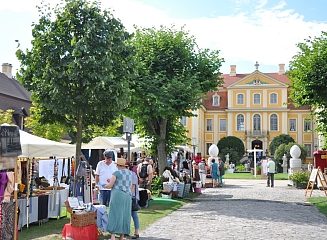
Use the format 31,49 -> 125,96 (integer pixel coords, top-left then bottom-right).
237,94 -> 244,104
304,120 -> 312,131
212,94 -> 220,106
270,114 -> 278,131
253,93 -> 260,104
270,93 -> 277,104
290,119 -> 296,131
206,119 -> 213,131
219,119 -> 226,131
206,142 -> 213,155
237,114 -> 244,131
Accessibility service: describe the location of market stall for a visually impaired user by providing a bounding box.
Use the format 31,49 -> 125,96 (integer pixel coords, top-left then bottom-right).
16,130 -> 76,230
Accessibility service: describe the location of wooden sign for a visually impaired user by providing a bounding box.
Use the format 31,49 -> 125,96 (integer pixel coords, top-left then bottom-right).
305,167 -> 327,197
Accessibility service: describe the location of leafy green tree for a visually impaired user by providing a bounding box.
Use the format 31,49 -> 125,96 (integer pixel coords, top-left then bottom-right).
127,25 -> 224,174
0,109 -> 14,125
217,136 -> 245,165
269,134 -> 295,156
288,31 -> 327,147
16,0 -> 135,161
274,142 -> 307,172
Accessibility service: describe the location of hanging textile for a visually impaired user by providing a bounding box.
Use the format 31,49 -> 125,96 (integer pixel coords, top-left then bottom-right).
38,195 -> 49,221
1,202 -> 15,240
3,172 -> 14,202
0,202 -> 2,238
0,172 -> 8,202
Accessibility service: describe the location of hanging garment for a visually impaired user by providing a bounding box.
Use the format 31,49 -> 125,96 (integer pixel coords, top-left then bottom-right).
38,195 -> 49,221
0,172 -> 8,202
1,202 -> 15,240
3,172 -> 14,202
0,203 -> 2,238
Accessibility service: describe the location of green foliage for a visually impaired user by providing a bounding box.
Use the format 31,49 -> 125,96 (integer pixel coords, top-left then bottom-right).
269,134 -> 295,155
236,164 -> 245,171
126,25 -> 224,174
274,142 -> 307,167
288,31 -> 327,148
217,136 -> 245,165
16,0 -> 135,158
289,170 -> 310,183
151,175 -> 164,196
0,109 -> 14,125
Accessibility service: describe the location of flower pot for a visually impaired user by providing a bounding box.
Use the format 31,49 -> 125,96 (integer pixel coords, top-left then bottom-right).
294,182 -> 307,189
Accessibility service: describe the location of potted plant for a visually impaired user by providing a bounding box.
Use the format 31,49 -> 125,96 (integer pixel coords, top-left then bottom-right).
289,170 -> 310,188
256,166 -> 261,174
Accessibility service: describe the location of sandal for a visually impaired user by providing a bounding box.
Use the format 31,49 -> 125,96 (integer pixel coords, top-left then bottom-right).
131,234 -> 139,239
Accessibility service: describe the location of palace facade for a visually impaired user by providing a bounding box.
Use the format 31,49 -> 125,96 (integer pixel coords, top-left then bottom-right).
185,62 -> 315,163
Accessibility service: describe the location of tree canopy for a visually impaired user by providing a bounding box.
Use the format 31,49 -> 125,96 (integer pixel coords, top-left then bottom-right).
288,31 -> 327,147
269,134 -> 295,156
126,25 -> 224,174
16,0 -> 135,159
217,136 -> 245,165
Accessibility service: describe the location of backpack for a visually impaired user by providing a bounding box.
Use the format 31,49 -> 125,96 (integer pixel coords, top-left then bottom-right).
139,163 -> 149,178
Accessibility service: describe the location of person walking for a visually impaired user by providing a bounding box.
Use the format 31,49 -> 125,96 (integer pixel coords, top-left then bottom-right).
198,159 -> 207,188
103,158 -> 133,240
210,159 -> 219,188
126,162 -> 140,239
137,157 -> 153,190
218,158 -> 225,187
95,149 -> 118,206
267,158 -> 276,187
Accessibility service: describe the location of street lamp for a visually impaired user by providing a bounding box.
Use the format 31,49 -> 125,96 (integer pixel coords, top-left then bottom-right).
123,117 -> 134,163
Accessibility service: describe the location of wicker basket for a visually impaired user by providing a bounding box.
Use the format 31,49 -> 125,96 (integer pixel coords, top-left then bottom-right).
70,211 -> 96,227
65,200 -> 97,227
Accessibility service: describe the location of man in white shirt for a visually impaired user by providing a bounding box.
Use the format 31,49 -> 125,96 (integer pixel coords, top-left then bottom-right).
266,158 -> 276,188
95,149 -> 118,206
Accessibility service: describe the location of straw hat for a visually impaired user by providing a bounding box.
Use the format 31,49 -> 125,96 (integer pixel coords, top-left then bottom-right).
116,158 -> 127,167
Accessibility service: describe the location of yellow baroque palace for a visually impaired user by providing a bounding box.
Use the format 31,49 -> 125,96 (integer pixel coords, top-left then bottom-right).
185,62 -> 315,163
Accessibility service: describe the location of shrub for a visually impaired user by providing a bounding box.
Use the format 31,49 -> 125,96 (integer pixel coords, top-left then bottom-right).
289,170 -> 310,183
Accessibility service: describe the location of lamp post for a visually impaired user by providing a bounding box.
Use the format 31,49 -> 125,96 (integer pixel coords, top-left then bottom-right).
123,117 -> 134,163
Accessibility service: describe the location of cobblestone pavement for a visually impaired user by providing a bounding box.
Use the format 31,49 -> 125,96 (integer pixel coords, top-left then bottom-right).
139,179 -> 327,240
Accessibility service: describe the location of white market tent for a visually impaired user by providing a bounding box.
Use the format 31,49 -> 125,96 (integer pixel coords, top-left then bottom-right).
81,136 -> 134,149
19,130 -> 76,158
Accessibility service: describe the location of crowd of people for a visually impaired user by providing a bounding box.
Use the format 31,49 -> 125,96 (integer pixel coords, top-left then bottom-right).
94,149 -> 228,239
95,150 -> 154,240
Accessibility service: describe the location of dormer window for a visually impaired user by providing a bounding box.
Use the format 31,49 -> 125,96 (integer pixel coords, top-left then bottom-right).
212,93 -> 220,106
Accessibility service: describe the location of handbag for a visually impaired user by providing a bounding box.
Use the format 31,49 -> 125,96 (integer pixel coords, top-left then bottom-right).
131,187 -> 140,212
60,158 -> 67,183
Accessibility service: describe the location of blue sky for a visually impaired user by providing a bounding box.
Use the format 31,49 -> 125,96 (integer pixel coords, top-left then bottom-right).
1,0 -> 327,75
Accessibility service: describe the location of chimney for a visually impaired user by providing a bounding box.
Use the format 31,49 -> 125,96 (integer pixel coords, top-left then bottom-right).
2,63 -> 13,78
230,65 -> 236,76
278,63 -> 285,75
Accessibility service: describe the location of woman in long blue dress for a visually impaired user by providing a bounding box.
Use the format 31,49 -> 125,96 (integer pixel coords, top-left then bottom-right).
103,158 -> 132,240
210,159 -> 219,188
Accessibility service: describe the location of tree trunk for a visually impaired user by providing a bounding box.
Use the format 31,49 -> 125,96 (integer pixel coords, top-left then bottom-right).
157,119 -> 168,175
73,108 -> 83,195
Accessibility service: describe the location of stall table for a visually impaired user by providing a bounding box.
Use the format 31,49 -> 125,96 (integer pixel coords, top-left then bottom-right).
62,223 -> 98,240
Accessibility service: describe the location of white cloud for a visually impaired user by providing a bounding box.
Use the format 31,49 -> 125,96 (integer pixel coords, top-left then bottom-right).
2,0 -> 327,73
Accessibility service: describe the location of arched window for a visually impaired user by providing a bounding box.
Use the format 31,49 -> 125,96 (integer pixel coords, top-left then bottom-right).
212,94 -> 220,106
253,114 -> 261,134
237,114 -> 244,131
270,114 -> 278,131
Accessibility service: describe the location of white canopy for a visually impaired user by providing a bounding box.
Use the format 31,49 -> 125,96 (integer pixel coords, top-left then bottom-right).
82,136 -> 134,150
19,130 -> 76,158
175,145 -> 193,152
